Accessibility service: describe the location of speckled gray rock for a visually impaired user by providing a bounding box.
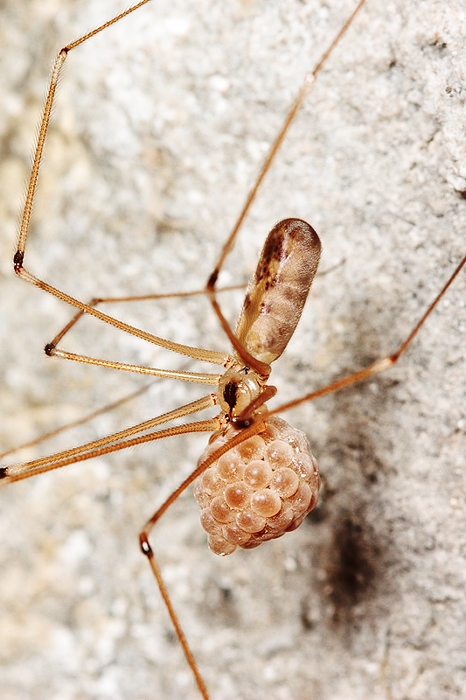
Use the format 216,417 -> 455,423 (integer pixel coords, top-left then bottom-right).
0,1 -> 465,699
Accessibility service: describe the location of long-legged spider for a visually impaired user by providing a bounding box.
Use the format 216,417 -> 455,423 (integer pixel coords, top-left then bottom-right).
0,0 -> 465,698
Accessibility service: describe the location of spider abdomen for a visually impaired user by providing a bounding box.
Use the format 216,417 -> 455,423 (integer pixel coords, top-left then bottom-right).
235,219 -> 321,365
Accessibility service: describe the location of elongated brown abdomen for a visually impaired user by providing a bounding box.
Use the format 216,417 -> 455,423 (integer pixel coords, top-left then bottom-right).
235,219 -> 321,366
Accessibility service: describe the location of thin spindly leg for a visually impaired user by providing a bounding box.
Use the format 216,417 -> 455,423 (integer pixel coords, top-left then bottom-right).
0,382 -> 154,461
45,347 -> 222,385
41,286 -> 244,377
269,253 -> 466,417
138,420 -> 268,700
13,0 -> 369,379
49,282 -> 246,350
13,0 -> 367,372
135,251 -> 466,700
204,0 -> 368,369
13,0 -> 226,368
0,396 -> 218,484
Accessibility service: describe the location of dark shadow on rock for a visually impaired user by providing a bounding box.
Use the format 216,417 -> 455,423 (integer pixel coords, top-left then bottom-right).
323,511 -> 380,624
299,299 -> 402,635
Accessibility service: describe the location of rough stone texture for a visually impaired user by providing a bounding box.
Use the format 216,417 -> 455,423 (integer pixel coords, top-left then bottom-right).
0,1 -> 465,699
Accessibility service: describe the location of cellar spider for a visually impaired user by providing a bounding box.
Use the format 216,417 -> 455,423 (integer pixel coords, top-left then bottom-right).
1,0 -> 465,698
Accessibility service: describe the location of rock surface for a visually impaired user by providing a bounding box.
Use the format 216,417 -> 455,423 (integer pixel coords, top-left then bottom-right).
0,1 -> 465,699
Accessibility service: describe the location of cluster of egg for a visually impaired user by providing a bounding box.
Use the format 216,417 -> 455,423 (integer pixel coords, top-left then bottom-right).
194,416 -> 320,556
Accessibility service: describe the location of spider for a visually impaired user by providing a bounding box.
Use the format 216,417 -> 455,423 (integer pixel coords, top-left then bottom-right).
0,1 -> 466,697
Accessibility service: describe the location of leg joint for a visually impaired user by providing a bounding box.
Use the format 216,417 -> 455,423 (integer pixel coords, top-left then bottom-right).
139,532 -> 152,558
13,250 -> 24,274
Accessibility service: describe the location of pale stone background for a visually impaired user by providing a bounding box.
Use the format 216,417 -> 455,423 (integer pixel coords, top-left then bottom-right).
0,1 -> 465,699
